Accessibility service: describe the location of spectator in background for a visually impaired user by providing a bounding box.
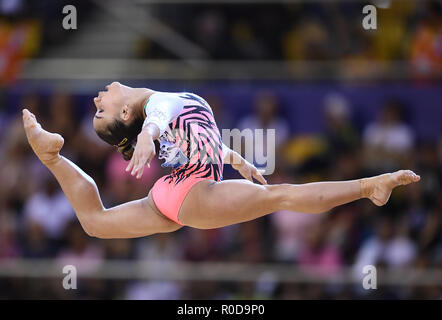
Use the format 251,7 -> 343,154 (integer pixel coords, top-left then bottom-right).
0,197 -> 21,258
283,17 -> 330,61
267,168 -> 322,262
321,93 -> 363,180
20,92 -> 41,117
404,180 -> 427,237
21,221 -> 53,258
353,217 -> 417,275
136,233 -> 183,262
369,0 -> 416,61
0,16 -> 41,85
418,210 -> 442,259
0,98 -> 39,206
23,174 -> 75,241
0,0 -> 23,14
415,143 -> 442,209
231,19 -> 266,60
125,233 -> 184,300
204,92 -> 233,129
70,107 -> 113,189
323,93 -> 359,155
363,100 -> 415,171
48,92 -> 76,146
238,91 -> 290,146
105,150 -> 162,204
103,238 -> 133,260
270,210 -> 321,263
236,221 -> 267,263
56,221 -> 104,274
193,10 -> 228,59
183,228 -> 224,262
297,219 -> 343,276
237,91 -> 290,167
410,1 -> 442,81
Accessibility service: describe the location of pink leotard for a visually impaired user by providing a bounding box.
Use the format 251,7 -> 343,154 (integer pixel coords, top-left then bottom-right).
146,92 -> 224,225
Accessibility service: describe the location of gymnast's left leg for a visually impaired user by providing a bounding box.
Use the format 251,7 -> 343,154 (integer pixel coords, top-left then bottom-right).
22,109 -> 182,239
178,171 -> 420,229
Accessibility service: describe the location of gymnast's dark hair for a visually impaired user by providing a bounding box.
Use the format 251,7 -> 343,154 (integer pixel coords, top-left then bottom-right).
96,117 -> 144,161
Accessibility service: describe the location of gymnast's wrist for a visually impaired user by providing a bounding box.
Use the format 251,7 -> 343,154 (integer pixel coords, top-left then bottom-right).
231,152 -> 245,169
140,123 -> 160,140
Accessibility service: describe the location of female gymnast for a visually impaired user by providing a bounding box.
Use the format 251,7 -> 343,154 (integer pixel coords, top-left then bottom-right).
22,82 -> 420,239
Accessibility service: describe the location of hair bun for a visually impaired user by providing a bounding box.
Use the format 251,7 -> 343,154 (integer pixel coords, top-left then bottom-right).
118,143 -> 134,161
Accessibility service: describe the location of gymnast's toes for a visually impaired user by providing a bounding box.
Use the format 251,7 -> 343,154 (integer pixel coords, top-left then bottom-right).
22,109 -> 64,164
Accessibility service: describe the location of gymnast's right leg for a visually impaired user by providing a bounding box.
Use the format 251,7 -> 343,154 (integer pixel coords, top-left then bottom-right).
179,171 -> 420,229
22,109 -> 182,239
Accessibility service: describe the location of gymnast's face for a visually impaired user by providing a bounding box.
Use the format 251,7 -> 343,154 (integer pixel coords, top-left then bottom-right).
92,81 -> 130,133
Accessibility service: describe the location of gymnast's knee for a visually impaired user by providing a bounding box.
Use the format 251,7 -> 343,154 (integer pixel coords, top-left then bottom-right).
264,183 -> 292,211
77,217 -> 96,237
75,209 -> 105,238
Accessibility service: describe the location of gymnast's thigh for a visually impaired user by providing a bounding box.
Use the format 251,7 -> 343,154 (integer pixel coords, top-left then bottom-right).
178,179 -> 277,229
91,190 -> 183,239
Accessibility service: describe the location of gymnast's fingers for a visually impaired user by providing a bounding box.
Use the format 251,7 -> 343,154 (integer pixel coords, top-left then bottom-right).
136,164 -> 145,179
134,157 -> 144,177
253,168 -> 267,185
241,169 -> 253,183
132,157 -> 141,177
146,149 -> 155,168
131,153 -> 140,176
126,155 -> 135,172
136,154 -> 149,179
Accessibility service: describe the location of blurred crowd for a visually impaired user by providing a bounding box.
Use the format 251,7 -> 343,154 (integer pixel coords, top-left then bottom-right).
0,0 -> 94,83
1,0 -> 441,82
0,0 -> 441,301
0,88 -> 441,299
136,0 -> 442,80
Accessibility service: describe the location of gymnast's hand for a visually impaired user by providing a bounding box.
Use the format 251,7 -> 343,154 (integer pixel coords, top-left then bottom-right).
126,130 -> 156,179
231,158 -> 267,185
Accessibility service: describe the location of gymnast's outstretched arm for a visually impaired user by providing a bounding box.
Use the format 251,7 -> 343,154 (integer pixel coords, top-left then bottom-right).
222,143 -> 267,185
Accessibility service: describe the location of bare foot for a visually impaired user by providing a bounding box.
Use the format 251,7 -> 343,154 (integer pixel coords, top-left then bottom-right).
361,170 -> 421,206
22,109 -> 64,166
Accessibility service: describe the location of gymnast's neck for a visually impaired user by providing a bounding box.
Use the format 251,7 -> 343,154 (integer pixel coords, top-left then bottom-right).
126,87 -> 155,119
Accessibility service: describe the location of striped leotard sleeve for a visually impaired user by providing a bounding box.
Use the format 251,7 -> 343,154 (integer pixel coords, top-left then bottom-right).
142,92 -> 184,136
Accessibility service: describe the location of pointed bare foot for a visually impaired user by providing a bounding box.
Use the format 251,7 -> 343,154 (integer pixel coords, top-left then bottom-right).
22,109 -> 64,166
361,170 -> 421,206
